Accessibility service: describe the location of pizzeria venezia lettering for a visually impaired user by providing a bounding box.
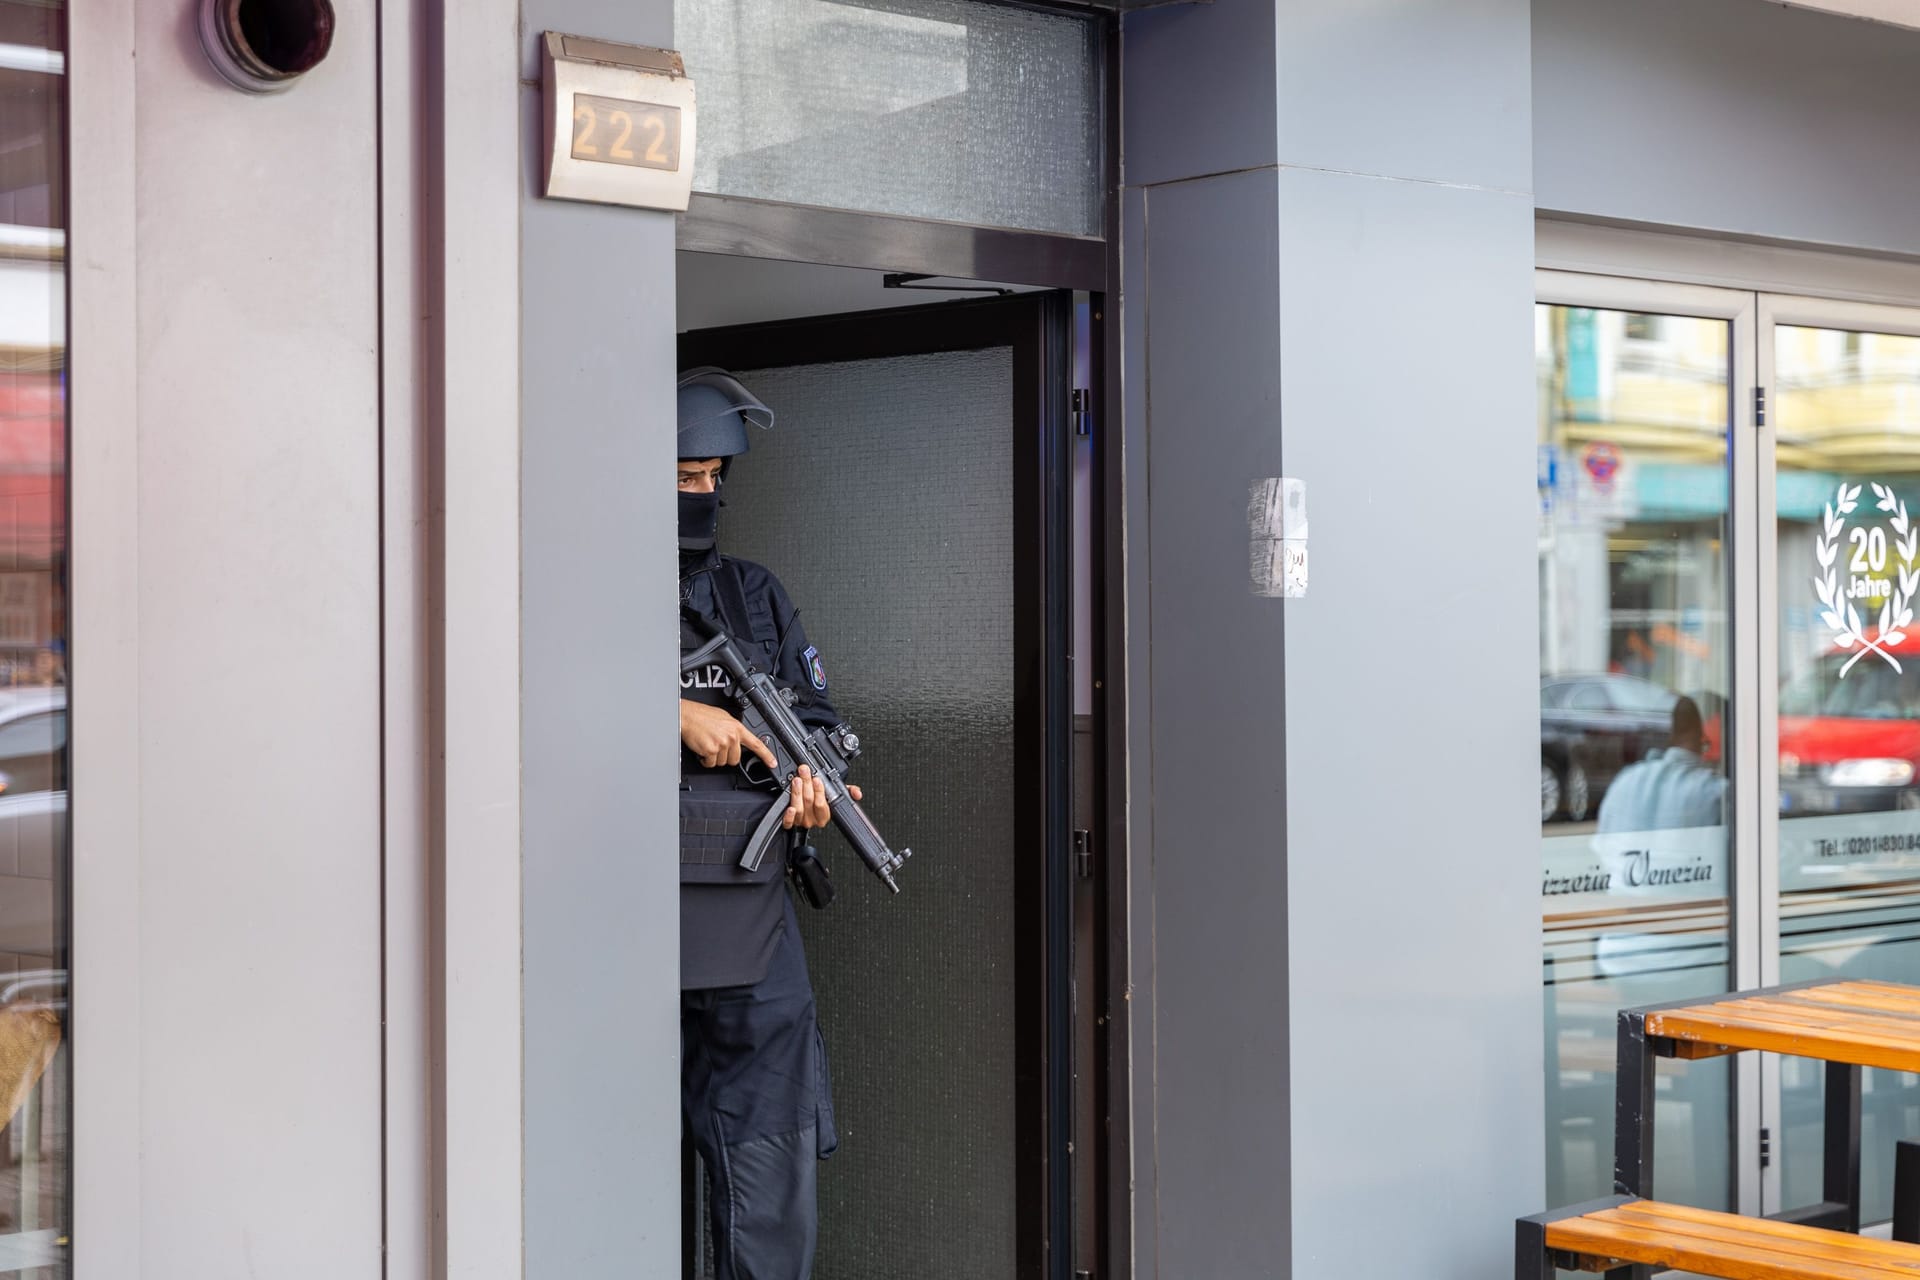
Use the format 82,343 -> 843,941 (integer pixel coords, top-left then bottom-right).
1541,849 -> 1717,897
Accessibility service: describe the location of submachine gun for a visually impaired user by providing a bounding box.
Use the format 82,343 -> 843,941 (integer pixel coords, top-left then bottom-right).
680,621 -> 911,894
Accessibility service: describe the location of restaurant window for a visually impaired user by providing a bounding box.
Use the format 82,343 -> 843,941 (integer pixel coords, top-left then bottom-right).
0,1 -> 69,1273
1538,302 -> 1734,1215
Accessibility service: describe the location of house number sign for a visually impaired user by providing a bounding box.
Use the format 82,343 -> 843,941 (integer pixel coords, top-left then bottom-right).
542,33 -> 697,211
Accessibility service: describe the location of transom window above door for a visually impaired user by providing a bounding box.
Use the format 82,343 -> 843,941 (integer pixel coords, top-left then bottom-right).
674,0 -> 1104,235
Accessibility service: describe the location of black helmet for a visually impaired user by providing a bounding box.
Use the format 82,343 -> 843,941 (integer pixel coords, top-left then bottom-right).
676,367 -> 773,460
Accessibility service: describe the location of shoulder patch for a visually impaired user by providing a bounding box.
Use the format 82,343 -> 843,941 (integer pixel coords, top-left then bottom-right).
803,645 -> 827,692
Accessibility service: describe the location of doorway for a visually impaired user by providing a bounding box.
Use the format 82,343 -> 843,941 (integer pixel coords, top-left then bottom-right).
1536,268 -> 1920,1226
677,285 -> 1080,1278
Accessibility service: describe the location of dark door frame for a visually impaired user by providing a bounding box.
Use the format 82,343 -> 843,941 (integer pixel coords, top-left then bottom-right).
670,19 -> 1130,1279
679,292 -> 1076,1279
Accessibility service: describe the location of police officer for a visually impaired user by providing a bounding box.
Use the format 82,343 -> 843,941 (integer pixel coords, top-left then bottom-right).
677,367 -> 855,1280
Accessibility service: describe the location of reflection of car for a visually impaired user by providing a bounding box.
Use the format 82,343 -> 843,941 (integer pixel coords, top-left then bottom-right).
0,687 -> 66,960
1779,657 -> 1920,814
0,686 -> 65,795
1541,674 -> 1678,822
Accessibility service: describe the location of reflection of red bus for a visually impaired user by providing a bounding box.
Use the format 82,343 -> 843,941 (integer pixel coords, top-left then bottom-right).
0,369 -> 63,548
1779,651 -> 1920,814
0,368 -> 63,556
0,369 -> 65,669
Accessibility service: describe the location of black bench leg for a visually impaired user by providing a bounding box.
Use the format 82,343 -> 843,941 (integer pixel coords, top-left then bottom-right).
1614,1011 -> 1655,1198
1825,1060 -> 1862,1233
1514,1216 -> 1555,1280
1517,1198 -> 1644,1280
1895,1139 -> 1920,1244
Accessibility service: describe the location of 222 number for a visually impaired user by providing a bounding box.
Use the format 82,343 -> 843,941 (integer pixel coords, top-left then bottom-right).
573,100 -> 673,166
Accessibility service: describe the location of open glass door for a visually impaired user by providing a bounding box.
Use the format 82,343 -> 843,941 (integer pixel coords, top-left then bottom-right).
1762,296 -> 1920,1222
678,292 -> 1076,1280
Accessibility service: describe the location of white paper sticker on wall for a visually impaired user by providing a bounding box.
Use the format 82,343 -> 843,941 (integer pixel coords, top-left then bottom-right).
1282,542 -> 1308,597
1250,478 -> 1307,598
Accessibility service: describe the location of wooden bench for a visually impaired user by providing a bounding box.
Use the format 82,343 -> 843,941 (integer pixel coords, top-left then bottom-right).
1517,1196 -> 1920,1279
1522,980 -> 1920,1277
1613,979 -> 1920,1233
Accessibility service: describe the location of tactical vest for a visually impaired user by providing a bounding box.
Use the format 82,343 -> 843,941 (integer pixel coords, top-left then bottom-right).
679,556 -> 790,989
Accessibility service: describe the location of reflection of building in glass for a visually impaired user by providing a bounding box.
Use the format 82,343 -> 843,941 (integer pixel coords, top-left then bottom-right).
1537,306 -> 1729,707
1776,328 -> 1920,692
0,8 -> 65,1269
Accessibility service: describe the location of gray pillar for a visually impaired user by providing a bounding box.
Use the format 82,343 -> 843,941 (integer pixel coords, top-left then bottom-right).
1122,1 -> 1540,1274
519,2 -> 682,1274
1272,5 -> 1541,1272
1122,6 -> 1286,1275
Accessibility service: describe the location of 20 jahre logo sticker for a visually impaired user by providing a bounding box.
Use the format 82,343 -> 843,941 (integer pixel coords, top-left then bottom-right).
1816,481 -> 1918,676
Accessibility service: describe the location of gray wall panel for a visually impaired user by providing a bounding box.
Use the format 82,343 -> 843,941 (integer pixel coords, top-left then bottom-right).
1277,0 -> 1532,193
122,3 -> 385,1272
1277,166 -> 1543,1277
1534,0 -> 1920,255
1122,1 -> 1278,188
1141,167 -> 1290,1277
519,2 -> 682,1275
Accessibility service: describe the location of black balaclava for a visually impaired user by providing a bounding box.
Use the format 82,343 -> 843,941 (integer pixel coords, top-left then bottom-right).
678,488 -> 721,553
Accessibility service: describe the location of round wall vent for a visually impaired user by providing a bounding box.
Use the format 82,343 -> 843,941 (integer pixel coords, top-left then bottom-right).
198,0 -> 336,94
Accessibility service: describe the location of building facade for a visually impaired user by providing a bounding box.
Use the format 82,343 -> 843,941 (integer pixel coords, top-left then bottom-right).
2,0 -> 1917,1275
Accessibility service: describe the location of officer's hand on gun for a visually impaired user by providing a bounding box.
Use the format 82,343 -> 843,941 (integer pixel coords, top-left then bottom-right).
679,700 -> 862,831
680,698 -> 776,770
780,764 -> 862,832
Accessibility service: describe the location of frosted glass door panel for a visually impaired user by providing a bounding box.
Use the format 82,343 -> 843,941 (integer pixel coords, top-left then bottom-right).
717,348 -> 1018,1280
676,0 -> 1101,234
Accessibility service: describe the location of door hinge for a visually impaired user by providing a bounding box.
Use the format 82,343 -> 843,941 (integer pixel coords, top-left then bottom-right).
1074,829 -> 1094,879
1760,1125 -> 1773,1169
1754,385 -> 1768,428
1071,387 -> 1093,436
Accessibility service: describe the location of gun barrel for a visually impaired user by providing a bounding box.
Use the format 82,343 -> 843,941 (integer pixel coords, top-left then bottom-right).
831,791 -> 909,893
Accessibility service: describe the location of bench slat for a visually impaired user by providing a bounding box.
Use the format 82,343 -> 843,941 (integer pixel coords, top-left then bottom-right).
1836,979 -> 1920,1008
1668,1002 -> 1920,1052
1646,1009 -> 1920,1074
1546,1218 -> 1910,1279
1654,997 -> 1920,1039
1775,986 -> 1920,1017
1735,997 -> 1920,1032
1606,1204 -> 1920,1268
1542,1202 -> 1920,1280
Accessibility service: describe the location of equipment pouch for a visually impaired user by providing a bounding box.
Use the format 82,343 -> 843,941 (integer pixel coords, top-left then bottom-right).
679,790 -> 786,887
789,843 -> 836,910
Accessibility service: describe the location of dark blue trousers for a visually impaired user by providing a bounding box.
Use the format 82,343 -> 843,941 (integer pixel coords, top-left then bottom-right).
683,899 -> 838,1280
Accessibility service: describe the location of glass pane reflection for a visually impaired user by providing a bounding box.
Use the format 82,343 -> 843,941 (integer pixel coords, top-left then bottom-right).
0,2 -> 67,1273
1773,323 -> 1920,1223
1538,305 -> 1733,1215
